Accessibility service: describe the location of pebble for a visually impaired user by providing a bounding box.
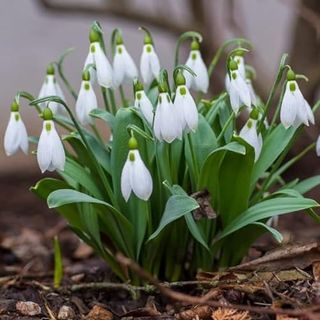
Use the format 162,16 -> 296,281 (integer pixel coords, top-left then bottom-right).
58,305 -> 75,319
16,301 -> 41,316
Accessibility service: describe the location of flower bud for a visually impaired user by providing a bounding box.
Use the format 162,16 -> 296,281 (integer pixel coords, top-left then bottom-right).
128,136 -> 138,149
46,63 -> 55,75
115,32 -> 123,45
175,71 -> 186,86
89,28 -> 100,43
43,107 -> 53,121
82,70 -> 91,81
11,100 -> 19,112
191,40 -> 200,51
287,69 -> 296,81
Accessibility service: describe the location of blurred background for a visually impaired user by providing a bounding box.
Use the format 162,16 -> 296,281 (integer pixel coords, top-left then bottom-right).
1,0 -> 320,175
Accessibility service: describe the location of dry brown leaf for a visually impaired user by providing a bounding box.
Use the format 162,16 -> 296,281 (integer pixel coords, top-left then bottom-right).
176,305 -> 213,320
312,261 -> 320,280
211,308 -> 251,320
87,305 -> 113,320
276,315 -> 299,320
230,242 -> 320,272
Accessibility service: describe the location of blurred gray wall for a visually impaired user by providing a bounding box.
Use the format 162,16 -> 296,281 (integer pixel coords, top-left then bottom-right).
0,0 -> 296,173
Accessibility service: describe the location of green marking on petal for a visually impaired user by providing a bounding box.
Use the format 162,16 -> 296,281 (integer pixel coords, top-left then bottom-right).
136,92 -> 142,100
247,119 -> 253,129
179,86 -> 187,96
14,113 -> 20,122
191,52 -> 197,60
289,82 -> 296,92
118,46 -> 122,54
45,122 -> 52,132
90,44 -> 96,53
232,72 -> 237,80
129,151 -> 135,161
84,82 -> 90,91
146,45 -> 152,53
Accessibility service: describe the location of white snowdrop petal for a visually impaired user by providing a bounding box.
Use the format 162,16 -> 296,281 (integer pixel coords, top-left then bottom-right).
183,92 -> 198,132
153,100 -> 162,141
93,43 -> 113,88
4,114 -> 20,156
247,80 -> 258,106
234,74 -> 251,107
305,100 -> 315,125
316,135 -> 320,157
130,150 -> 153,201
121,159 -> 132,202
140,50 -> 150,84
75,85 -> 87,125
229,83 -> 241,113
50,125 -> 66,171
113,48 -> 126,87
280,86 -> 297,129
184,54 -> 195,88
173,91 -> 186,131
294,87 -> 309,126
83,51 -> 96,83
121,45 -> 138,83
149,50 -> 160,78
193,51 -> 209,93
18,119 -> 29,155
37,122 -> 53,173
136,91 -> 154,125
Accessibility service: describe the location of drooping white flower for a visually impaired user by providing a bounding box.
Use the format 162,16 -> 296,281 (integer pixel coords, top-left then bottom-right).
75,72 -> 98,125
38,64 -> 65,114
184,41 -> 209,93
154,90 -> 182,143
113,42 -> 138,88
316,135 -> 320,157
234,54 -> 246,79
37,108 -> 65,173
239,115 -> 263,162
83,49 -> 96,83
4,102 -> 28,156
173,72 -> 198,132
140,41 -> 160,85
280,71 -> 314,129
225,59 -> 251,113
134,86 -> 154,125
246,79 -> 258,106
121,138 -> 153,201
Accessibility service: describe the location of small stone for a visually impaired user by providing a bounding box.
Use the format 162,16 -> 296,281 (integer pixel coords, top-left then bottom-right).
87,305 -> 113,320
58,305 -> 75,319
16,301 -> 41,316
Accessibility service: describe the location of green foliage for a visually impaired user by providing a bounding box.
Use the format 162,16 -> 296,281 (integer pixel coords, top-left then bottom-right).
10,26 -> 319,284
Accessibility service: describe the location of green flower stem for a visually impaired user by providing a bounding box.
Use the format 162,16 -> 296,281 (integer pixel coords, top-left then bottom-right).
57,62 -> 77,100
265,142 -> 316,190
107,89 -> 117,115
217,112 -> 235,143
258,54 -> 288,133
269,81 -> 286,130
101,87 -> 111,112
208,38 -> 252,77
119,85 -> 128,107
187,133 -> 198,189
90,123 -> 104,144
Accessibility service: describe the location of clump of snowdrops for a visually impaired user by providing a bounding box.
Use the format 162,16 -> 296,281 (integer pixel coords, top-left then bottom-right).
4,21 -> 320,283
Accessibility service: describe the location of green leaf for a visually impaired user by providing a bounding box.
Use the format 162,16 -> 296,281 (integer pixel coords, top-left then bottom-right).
149,194 -> 199,241
47,189 -> 134,256
251,125 -> 296,190
293,175 -> 320,195
59,157 -> 104,199
31,178 -> 82,229
217,197 -> 319,240
251,222 -> 283,243
90,108 -> 116,129
127,124 -> 154,142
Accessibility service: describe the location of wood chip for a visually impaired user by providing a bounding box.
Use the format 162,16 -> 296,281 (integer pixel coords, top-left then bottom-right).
212,308 -> 251,320
16,301 -> 41,316
176,305 -> 213,320
58,305 -> 75,319
87,305 -> 113,320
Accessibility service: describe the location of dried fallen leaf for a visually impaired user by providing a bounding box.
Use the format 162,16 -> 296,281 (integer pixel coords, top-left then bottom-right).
312,261 -> 320,281
212,308 -> 251,320
276,315 -> 299,320
16,301 -> 41,316
87,305 -> 113,320
230,242 -> 320,271
58,305 -> 75,319
176,305 -> 213,320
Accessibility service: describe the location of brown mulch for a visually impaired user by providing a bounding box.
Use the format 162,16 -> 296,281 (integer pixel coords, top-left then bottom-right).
0,172 -> 320,320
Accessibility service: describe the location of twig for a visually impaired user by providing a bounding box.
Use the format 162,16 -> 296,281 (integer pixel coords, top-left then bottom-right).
115,252 -> 320,318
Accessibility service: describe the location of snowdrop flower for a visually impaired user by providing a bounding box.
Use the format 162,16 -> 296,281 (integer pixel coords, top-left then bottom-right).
246,79 -> 258,107
75,71 -> 98,125
38,64 -> 65,114
280,70 -> 314,129
37,108 -> 65,173
121,137 -> 153,201
184,40 -> 209,93
134,81 -> 154,125
316,135 -> 320,157
239,109 -> 263,162
4,101 -> 28,156
225,59 -> 251,113
113,33 -> 138,88
173,71 -> 198,132
84,29 -> 113,88
154,84 -> 182,143
140,33 -> 160,85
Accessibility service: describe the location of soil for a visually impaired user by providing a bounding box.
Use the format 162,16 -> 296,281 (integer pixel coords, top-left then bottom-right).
0,172 -> 320,320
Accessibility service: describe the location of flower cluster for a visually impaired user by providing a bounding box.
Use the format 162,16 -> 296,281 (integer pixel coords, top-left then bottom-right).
3,22 -> 320,283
